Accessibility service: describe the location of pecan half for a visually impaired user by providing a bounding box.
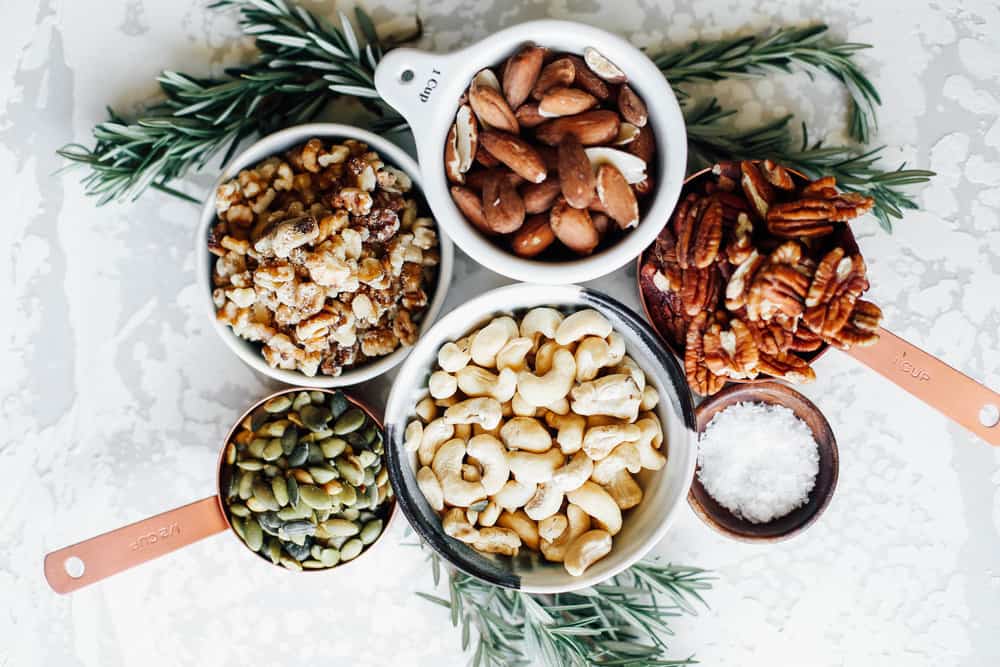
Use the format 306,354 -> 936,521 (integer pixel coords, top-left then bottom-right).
756,349 -> 816,384
726,212 -> 754,265
740,160 -> 774,221
725,249 -> 765,311
827,299 -> 882,349
761,159 -> 795,190
802,247 -> 869,338
704,318 -> 759,380
679,265 -> 721,317
788,326 -> 824,353
684,313 -> 727,396
745,241 -> 811,322
748,319 -> 792,357
672,194 -> 723,269
766,199 -> 836,238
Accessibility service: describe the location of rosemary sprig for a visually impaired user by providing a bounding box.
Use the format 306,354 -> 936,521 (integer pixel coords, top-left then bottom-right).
419,554 -> 712,667
655,25 -> 880,143
683,99 -> 933,231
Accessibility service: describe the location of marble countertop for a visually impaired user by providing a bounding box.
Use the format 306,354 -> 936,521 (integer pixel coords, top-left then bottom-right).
2,0 -> 999,665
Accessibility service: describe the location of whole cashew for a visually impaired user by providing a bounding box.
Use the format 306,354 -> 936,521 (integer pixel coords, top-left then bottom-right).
640,385 -> 660,411
570,374 -> 642,422
404,420 -> 423,453
511,392 -> 537,417
496,509 -> 540,550
538,514 -> 568,542
478,500 -> 501,527
545,397 -> 570,415
418,418 -> 454,466
582,423 -> 641,461
471,316 -> 518,367
540,503 -> 590,563
416,465 -> 444,511
602,469 -> 643,509
428,370 -> 458,399
574,336 -> 611,382
508,448 -> 565,485
499,416 -> 552,453
457,366 -> 517,402
544,412 -> 585,454
466,434 -> 510,495
444,397 -> 503,430
432,438 -> 486,508
442,507 -> 479,543
552,451 -> 594,492
555,309 -> 612,346
493,479 -> 537,510
613,355 -> 645,392
472,526 -> 521,556
520,307 -> 563,341
517,349 -> 576,407
496,337 -> 533,372
415,397 -> 438,422
533,340 -> 560,375
524,482 -> 565,521
590,441 -> 642,483
437,338 -> 471,373
606,332 -> 626,366
633,416 -> 666,470
563,529 -> 612,576
566,481 -> 622,535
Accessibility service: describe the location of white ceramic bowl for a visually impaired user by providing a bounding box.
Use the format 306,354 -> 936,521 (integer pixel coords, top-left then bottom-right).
373,20 -> 687,285
383,284 -> 697,593
196,123 -> 454,387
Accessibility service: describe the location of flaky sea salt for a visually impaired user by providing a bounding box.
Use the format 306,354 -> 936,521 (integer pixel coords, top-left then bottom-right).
697,401 -> 819,524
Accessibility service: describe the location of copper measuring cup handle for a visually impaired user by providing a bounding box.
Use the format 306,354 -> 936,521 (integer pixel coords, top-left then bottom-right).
845,327 -> 1000,445
43,496 -> 229,594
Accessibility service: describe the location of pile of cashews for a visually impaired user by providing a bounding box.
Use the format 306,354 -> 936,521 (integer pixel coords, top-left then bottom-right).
404,307 -> 666,577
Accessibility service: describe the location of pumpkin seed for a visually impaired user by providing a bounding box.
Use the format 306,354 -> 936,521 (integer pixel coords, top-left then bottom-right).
247,497 -> 276,513
283,537 -> 312,559
335,457 -> 364,486
299,484 -> 334,510
250,408 -> 270,431
249,438 -> 268,458
361,422 -> 378,445
267,538 -> 282,564
258,419 -> 290,437
320,437 -> 347,459
320,548 -> 340,567
300,404 -> 332,432
310,544 -> 323,560
328,535 -> 349,549
329,392 -> 349,418
271,476 -> 289,506
253,480 -> 277,504
236,460 -> 264,471
322,519 -> 360,537
337,484 -> 357,506
231,516 -> 245,540
307,445 -> 324,464
308,466 -> 338,484
244,518 -> 263,551
302,559 -> 325,569
358,450 -> 378,469
289,468 -> 314,485
264,395 -> 292,413
340,507 -> 361,522
365,483 -> 379,509
286,476 -> 299,507
375,466 -> 388,486
346,431 -> 368,448
362,468 -> 375,487
358,511 -> 376,523
280,520 -> 316,541
262,439 -> 283,461
280,556 -> 303,571
229,503 -> 250,518
227,473 -> 239,499
360,519 -> 384,545
311,428 -> 335,439
224,442 -> 237,465
287,442 -> 309,467
238,471 -> 255,500
280,428 -> 298,455
333,408 -> 366,435
340,538 -> 364,562
276,506 -> 302,521
292,391 -> 312,411
309,391 -> 326,403
257,512 -> 283,536
263,464 -> 280,477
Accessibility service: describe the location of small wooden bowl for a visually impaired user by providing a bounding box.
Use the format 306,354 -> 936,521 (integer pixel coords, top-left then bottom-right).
688,381 -> 839,542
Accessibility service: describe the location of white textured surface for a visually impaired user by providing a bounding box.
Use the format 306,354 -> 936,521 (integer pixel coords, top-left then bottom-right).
2,1 -> 999,665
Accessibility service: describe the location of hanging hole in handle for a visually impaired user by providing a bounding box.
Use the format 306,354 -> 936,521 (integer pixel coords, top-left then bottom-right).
64,556 -> 85,578
400,69 -> 415,83
979,403 -> 999,428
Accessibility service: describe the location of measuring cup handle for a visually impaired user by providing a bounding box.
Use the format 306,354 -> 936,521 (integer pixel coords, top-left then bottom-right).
43,496 -> 229,594
845,327 -> 1000,445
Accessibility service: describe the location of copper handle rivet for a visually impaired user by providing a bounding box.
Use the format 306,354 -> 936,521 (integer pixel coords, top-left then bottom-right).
64,557 -> 85,578
980,404 -> 999,428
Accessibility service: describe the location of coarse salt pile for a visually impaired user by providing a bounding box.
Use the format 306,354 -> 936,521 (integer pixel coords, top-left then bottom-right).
697,402 -> 819,524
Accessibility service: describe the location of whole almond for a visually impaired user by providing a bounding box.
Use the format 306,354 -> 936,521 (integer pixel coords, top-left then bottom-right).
469,83 -> 519,134
479,129 -> 547,184
535,110 -> 621,146
532,57 -> 575,100
521,178 -> 562,214
466,168 -> 524,191
596,163 -> 639,229
539,87 -> 598,117
566,55 -> 610,99
483,171 -> 526,233
450,185 -> 491,233
617,84 -> 648,127
583,47 -> 627,84
511,214 -> 556,257
503,45 -> 545,109
550,199 -> 599,254
515,103 -> 547,129
557,134 -> 595,208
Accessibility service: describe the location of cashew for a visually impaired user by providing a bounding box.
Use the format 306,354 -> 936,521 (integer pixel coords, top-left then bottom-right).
567,481 -> 622,535
500,401 -> 513,418
471,316 -> 518,367
438,338 -> 471,373
582,423 -> 641,460
545,397 -> 570,415
574,336 -> 611,382
511,392 -> 537,417
435,396 -> 458,408
416,465 -> 444,511
496,509 -> 540,550
564,529 -> 612,576
404,420 -> 423,453
538,514 -> 568,542
534,340 -> 560,375
493,480 -> 537,510
552,451 -> 594,492
524,482 -> 565,521
606,332 -> 626,366
462,463 -> 482,482
555,309 -> 612,345
518,349 -> 576,407
428,370 -> 458,399
602,469 -> 643,509
466,434 -> 510,495
453,422 -> 473,440
432,438 -> 486,508
472,526 -> 521,556
457,366 -> 517,402
415,397 -> 438,422
545,412 -> 585,454
418,418 -> 454,466
633,416 -> 666,470
442,507 -> 479,543
444,397 -> 503,430
540,503 -> 590,563
640,385 -> 660,411
478,500 -> 501,527
473,422 -> 502,438
591,441 -> 642,483
508,448 -> 565,485
570,374 -> 641,422
613,355 -> 645,392
500,417 -> 552,453
520,307 -> 564,341
496,337 -> 533,371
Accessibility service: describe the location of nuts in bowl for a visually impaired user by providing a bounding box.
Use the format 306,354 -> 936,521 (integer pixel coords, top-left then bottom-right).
198,124 -> 453,386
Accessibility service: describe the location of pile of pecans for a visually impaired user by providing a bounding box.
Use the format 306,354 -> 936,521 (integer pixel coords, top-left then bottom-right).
639,160 -> 883,396
209,138 -> 439,377
445,45 -> 656,259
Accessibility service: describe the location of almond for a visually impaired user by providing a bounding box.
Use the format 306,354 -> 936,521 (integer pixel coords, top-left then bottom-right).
445,105 -> 479,184
444,123 -> 462,183
550,199 -> 599,254
596,163 -> 639,229
557,134 -> 595,208
538,86 -> 598,117
450,185 -> 491,234
617,84 -> 647,127
535,110 -> 620,146
584,147 -> 646,184
476,144 -> 501,168
503,45 -> 545,109
521,178 -> 562,214
515,103 -> 547,129
626,124 -> 655,164
532,57 -> 575,100
483,170 -> 526,233
466,168 -> 523,191
511,214 -> 556,257
591,212 -> 611,236
479,129 -> 547,184
583,47 -> 627,83
469,74 -> 519,134
613,122 -> 640,145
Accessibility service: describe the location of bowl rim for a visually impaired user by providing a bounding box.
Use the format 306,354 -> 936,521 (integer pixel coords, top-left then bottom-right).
381,283 -> 697,593
195,122 -> 455,387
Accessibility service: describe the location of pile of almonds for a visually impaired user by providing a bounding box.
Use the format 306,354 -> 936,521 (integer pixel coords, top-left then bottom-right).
639,160 -> 884,396
446,45 -> 656,258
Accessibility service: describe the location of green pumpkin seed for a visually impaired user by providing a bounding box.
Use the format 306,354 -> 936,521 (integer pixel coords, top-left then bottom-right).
362,468 -> 375,488
310,428 -> 334,440
270,476 -> 289,506
280,428 -> 298,455
224,442 -> 237,465
287,442 -> 309,467
231,516 -> 245,540
333,408 -> 366,435
328,535 -> 349,549
286,476 -> 299,507
360,519 -> 384,545
320,548 -> 340,567
257,512 -> 283,536
302,559 -> 325,569
310,544 -> 324,560
358,450 -> 378,469
308,466 -> 338,484
337,484 -> 358,506
259,419 -> 290,437
335,457 -> 365,486
249,438 -> 267,458
299,484 -> 334,510
236,460 -> 265,471
267,538 -> 282,564
320,437 -> 347,459
238,471 -> 255,500
279,519 -> 316,541
340,507 -> 361,522
246,497 -> 275,513
371,433 -> 384,455
340,538 -> 364,562
276,505 -> 303,520
292,392 -> 312,411
309,390 -> 326,403
244,518 -> 264,551
346,431 -> 368,448
300,404 -> 332,432
250,408 -> 270,431
253,480 -> 277,504
229,503 -> 250,518
307,446 -> 324,465
375,466 -> 388,487
329,392 -> 349,418
280,556 -> 303,571
227,473 -> 239,499
262,439 -> 283,461
358,511 -> 376,523
264,395 -> 292,413
322,519 -> 360,537
365,483 -> 379,508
